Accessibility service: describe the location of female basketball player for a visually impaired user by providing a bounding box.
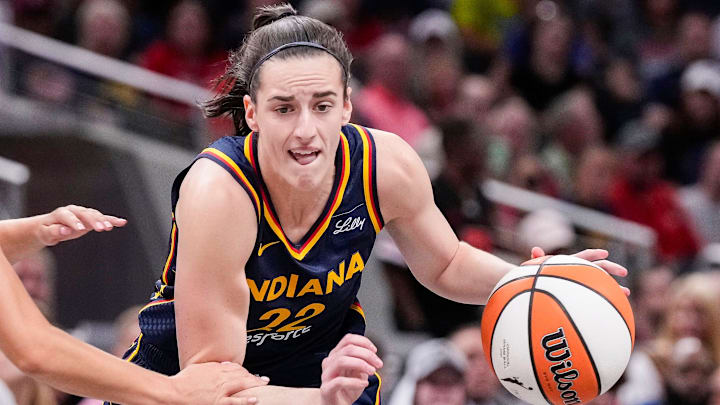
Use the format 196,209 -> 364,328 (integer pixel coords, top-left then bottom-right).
129,4 -> 629,405
0,205 -> 267,405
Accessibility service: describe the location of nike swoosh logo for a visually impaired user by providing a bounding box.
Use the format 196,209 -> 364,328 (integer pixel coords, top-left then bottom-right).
258,241 -> 281,256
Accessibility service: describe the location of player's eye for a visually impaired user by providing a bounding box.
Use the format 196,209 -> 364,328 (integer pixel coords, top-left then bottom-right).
315,103 -> 332,112
275,106 -> 293,114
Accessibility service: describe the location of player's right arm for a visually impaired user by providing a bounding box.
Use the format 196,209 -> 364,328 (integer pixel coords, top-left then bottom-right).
174,158 -> 256,367
174,160 -> 381,405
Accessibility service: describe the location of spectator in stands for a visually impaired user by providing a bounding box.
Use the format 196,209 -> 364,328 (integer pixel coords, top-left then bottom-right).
450,325 -> 523,405
506,154 -> 560,197
609,120 -> 700,265
409,9 -> 464,122
645,11 -> 714,110
573,146 -> 617,212
594,57 -> 645,144
634,0 -> 678,78
73,0 -> 142,122
618,272 -> 720,405
388,339 -> 467,405
453,74 -> 498,128
574,0 -> 638,66
353,33 -> 430,147
450,0 -> 518,73
660,60 -> 720,185
632,266 -> 675,345
139,0 -> 225,87
540,88 -> 604,196
76,0 -> 130,59
432,119 -> 495,248
484,97 -> 537,179
664,337 -> 716,405
509,12 -> 584,111
11,0 -> 58,37
11,249 -> 54,321
380,119 -> 489,336
680,141 -> 720,244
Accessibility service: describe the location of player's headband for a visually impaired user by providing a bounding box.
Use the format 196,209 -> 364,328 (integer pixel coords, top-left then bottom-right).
248,41 -> 346,89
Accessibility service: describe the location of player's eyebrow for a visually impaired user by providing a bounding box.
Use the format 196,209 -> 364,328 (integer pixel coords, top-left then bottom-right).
267,91 -> 337,102
313,91 -> 337,98
267,95 -> 294,102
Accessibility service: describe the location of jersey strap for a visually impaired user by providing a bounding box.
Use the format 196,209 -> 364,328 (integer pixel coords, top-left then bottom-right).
197,145 -> 262,222
350,124 -> 384,233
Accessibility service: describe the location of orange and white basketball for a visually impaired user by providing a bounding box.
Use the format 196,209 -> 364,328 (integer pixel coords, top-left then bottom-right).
480,255 -> 635,405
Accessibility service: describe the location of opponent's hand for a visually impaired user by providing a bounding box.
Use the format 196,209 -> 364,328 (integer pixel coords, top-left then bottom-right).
320,334 -> 383,405
170,362 -> 269,405
531,247 -> 630,296
36,205 -> 127,246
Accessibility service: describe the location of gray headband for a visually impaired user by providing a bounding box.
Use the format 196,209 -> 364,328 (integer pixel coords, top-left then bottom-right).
248,41 -> 346,89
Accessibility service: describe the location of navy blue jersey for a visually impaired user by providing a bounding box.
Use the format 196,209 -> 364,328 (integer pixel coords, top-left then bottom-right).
126,124 -> 385,399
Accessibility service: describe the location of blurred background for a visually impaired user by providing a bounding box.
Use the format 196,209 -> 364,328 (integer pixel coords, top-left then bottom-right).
2,0 -> 720,404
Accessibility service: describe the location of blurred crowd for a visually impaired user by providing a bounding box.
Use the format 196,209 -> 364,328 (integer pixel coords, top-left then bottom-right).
4,0 -> 720,404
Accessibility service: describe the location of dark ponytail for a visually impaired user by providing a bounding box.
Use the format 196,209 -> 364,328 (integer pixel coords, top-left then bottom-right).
202,3 -> 353,136
252,3 -> 296,30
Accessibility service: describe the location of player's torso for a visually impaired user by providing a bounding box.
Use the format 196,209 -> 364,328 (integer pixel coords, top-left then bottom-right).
241,126 -> 382,384
138,124 -> 384,387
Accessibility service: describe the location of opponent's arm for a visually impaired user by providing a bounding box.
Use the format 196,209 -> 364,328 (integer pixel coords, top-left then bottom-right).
174,160 -> 380,405
373,129 -> 626,304
0,205 -> 127,264
0,213 -> 266,405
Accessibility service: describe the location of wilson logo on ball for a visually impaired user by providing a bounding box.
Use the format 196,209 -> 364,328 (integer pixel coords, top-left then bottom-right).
541,327 -> 580,405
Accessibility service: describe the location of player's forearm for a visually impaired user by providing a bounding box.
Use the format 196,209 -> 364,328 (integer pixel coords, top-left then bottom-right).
237,385 -> 320,405
20,327 -> 181,405
430,242 -> 514,304
0,249 -> 180,405
0,215 -> 46,264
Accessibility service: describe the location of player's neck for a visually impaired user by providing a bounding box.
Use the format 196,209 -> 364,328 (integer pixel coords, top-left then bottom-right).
263,163 -> 336,243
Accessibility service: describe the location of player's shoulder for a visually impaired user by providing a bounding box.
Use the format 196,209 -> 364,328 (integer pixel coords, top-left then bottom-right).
176,158 -> 258,236
363,127 -> 424,176
180,157 -> 254,211
364,127 -> 432,220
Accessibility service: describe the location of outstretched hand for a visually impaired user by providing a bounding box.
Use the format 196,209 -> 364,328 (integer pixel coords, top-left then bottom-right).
530,247 -> 630,296
37,205 -> 127,247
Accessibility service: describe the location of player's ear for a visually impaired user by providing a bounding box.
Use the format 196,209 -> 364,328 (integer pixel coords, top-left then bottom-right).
342,87 -> 352,125
244,95 -> 260,132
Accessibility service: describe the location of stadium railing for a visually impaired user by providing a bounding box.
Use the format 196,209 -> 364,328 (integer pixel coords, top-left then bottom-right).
0,21 -> 215,150
0,155 -> 30,219
483,179 -> 657,279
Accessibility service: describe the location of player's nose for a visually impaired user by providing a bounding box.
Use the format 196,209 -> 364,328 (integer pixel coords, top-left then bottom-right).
293,109 -> 318,142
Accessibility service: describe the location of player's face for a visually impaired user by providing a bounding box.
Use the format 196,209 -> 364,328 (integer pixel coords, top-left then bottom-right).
244,53 -> 352,189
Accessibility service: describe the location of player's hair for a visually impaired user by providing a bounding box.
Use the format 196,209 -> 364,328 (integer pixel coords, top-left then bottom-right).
202,3 -> 353,135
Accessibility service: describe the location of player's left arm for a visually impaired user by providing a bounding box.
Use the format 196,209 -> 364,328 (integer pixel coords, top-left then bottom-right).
373,129 -> 512,304
372,129 -> 628,304
0,205 -> 127,264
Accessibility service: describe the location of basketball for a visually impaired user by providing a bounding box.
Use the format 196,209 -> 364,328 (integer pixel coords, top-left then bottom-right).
480,255 -> 635,405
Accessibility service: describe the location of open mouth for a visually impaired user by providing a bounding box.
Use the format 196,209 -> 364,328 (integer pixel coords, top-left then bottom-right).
289,149 -> 320,165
